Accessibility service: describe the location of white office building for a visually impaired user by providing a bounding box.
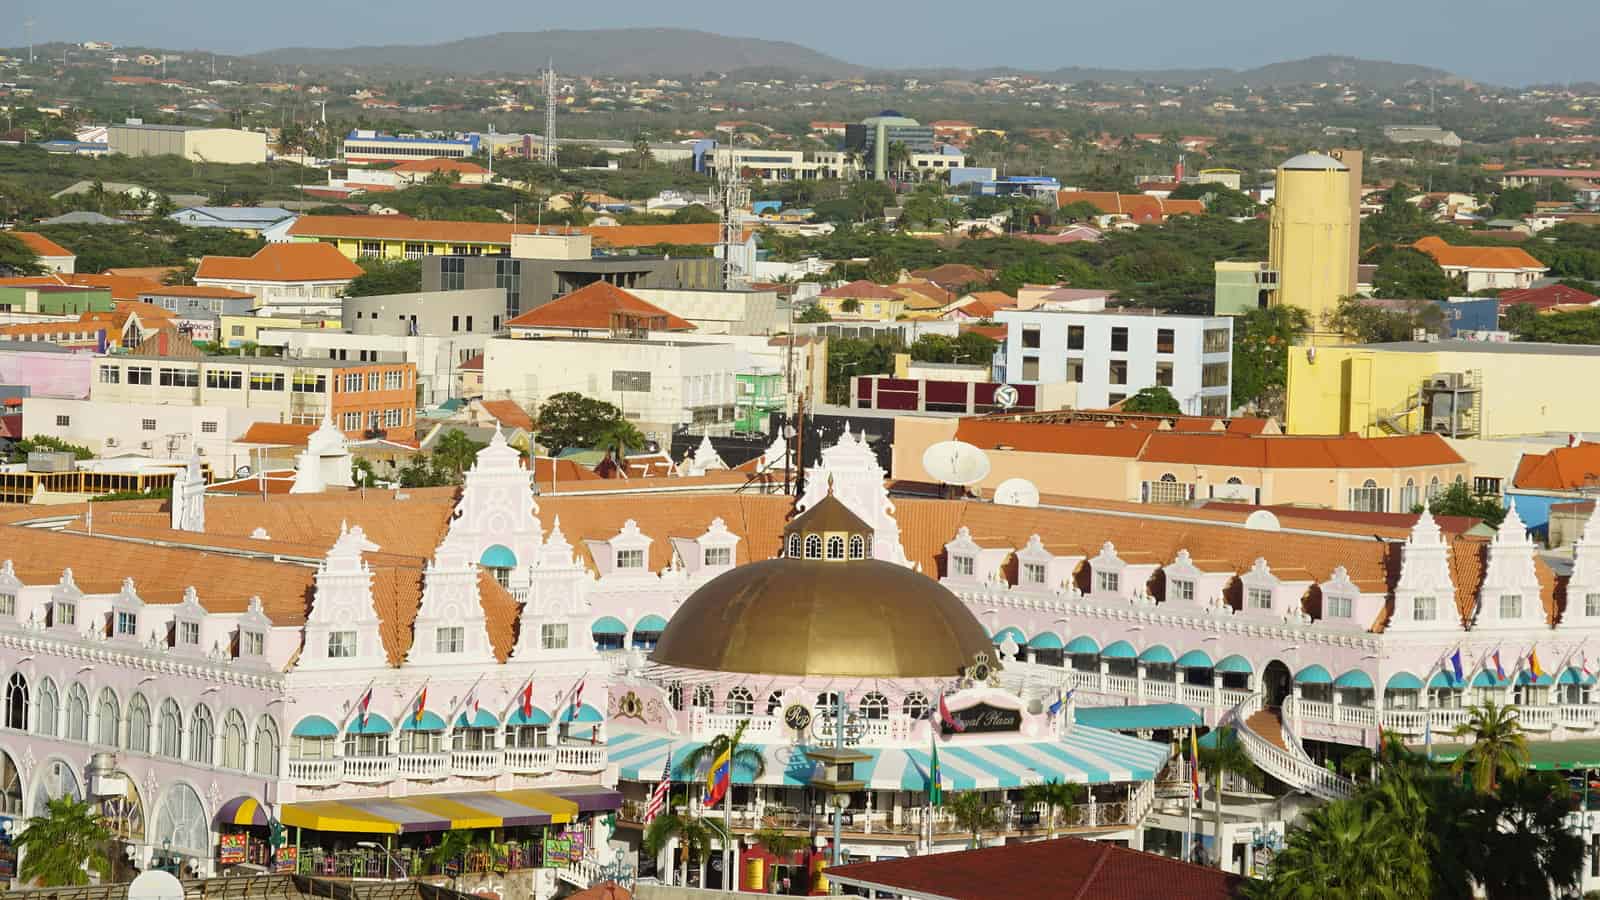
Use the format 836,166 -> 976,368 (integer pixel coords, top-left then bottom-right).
996,308 -> 1234,416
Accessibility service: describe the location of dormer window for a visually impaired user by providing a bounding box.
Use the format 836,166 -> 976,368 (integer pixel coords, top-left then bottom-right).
0,592 -> 14,617
704,547 -> 731,566
436,626 -> 464,653
1326,595 -> 1353,618
826,535 -> 845,559
54,600 -> 76,627
1097,571 -> 1119,593
1023,562 -> 1045,585
1247,588 -> 1272,610
1588,594 -> 1600,618
179,621 -> 200,646
787,534 -> 802,558
849,535 -> 866,560
805,535 -> 823,559
115,612 -> 138,636
616,548 -> 645,570
1413,596 -> 1437,621
1170,579 -> 1195,602
328,630 -> 356,658
241,630 -> 265,656
1499,594 -> 1522,620
953,555 -> 974,577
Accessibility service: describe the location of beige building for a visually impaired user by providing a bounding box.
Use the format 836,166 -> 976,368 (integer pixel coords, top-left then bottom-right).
894,415 -> 1470,512
107,122 -> 269,164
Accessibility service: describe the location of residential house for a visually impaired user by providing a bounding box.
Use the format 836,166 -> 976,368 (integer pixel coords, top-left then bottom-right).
195,243 -> 364,316
505,282 -> 695,338
389,158 -> 491,185
1056,191 -> 1205,226
1498,283 -> 1598,313
1508,441 -> 1600,534
13,231 -> 76,273
457,353 -> 485,398
169,206 -> 297,239
1412,236 -> 1548,292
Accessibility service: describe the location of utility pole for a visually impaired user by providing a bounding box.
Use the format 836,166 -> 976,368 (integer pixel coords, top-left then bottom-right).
24,18 -> 33,65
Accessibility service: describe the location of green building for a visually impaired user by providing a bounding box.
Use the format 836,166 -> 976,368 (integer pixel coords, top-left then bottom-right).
0,286 -> 114,315
734,372 -> 784,434
1212,261 -> 1277,316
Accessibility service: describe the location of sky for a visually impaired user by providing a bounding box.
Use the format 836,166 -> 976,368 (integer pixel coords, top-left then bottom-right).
16,0 -> 1600,87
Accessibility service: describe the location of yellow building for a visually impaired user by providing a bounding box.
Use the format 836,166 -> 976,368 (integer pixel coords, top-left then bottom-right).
218,314 -> 340,348
1268,153 -> 1356,330
1286,340 -> 1600,439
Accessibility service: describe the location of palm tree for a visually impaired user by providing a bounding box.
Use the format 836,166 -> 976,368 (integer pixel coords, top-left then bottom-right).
593,419 -> 646,461
750,825 -> 807,894
885,141 -> 911,182
14,796 -> 112,886
1451,699 -> 1529,793
1463,771 -> 1584,900
945,791 -> 1000,849
678,720 -> 766,886
1198,727 -> 1259,869
1255,797 -> 1417,898
643,802 -> 729,887
425,829 -> 480,887
432,427 -> 485,478
1021,778 -> 1086,839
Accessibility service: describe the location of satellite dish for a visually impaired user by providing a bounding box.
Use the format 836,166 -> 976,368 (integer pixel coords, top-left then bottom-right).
923,440 -> 992,487
129,871 -> 184,900
993,477 -> 1040,507
993,384 -> 1019,410
234,465 -> 252,478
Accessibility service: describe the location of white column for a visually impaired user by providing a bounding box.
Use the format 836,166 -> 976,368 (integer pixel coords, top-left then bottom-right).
1136,662 -> 1148,702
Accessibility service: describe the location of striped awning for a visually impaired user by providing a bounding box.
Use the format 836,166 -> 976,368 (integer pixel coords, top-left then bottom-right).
216,796 -> 270,827
608,726 -> 1171,790
281,789 -> 595,834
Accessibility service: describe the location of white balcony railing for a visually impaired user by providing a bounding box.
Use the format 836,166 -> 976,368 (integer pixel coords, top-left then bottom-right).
555,746 -> 607,772
343,755 -> 399,783
1230,694 -> 1355,802
452,749 -> 504,777
287,758 -> 339,786
398,753 -> 448,780
505,746 -> 555,774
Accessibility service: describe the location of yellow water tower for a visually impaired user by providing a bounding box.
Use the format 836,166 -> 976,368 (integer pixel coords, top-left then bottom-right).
1269,152 -> 1356,330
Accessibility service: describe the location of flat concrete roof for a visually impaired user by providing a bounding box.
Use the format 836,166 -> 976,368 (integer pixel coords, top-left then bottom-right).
1358,340 -> 1600,357
115,354 -> 389,368
492,336 -> 719,348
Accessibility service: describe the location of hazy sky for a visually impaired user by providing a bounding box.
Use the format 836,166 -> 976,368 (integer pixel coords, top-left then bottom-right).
17,0 -> 1600,86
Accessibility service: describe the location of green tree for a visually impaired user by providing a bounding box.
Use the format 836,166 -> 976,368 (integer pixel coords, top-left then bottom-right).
1370,247 -> 1460,300
0,232 -> 43,275
750,825 -> 807,892
1169,182 -> 1259,218
594,419 -> 646,460
7,435 -> 95,463
863,254 -> 900,284
1230,305 -> 1309,415
642,800 -> 729,888
909,331 -> 997,364
1121,385 -> 1182,414
1198,727 -> 1259,869
796,304 -> 831,323
1251,796 -> 1415,899
535,392 -> 628,455
1324,296 -> 1439,343
344,258 -> 422,297
1491,186 -> 1537,220
670,204 -> 719,225
13,796 -> 112,886
1020,779 -> 1085,839
431,428 -> 486,478
1464,771 -> 1585,900
945,791 -> 1000,849
425,829 -> 482,887
1514,308 -> 1600,344
1427,480 -> 1507,527
1450,700 -> 1529,794
1501,302 -> 1540,336
1057,200 -> 1105,223
825,337 -> 896,404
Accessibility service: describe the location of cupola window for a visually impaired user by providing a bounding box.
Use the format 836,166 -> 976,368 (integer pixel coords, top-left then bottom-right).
848,535 -> 866,560
804,534 -> 823,559
826,535 -> 845,559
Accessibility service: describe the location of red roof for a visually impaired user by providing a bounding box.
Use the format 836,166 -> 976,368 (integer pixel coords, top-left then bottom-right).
505,282 -> 694,332
0,413 -> 20,440
1498,283 -> 1598,311
238,423 -> 320,446
13,231 -> 72,258
458,353 -> 484,372
1513,442 -> 1600,491
827,836 -> 1243,900
477,399 -> 534,432
196,243 -> 364,283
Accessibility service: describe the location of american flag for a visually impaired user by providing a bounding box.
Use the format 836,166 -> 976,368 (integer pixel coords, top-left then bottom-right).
644,747 -> 672,825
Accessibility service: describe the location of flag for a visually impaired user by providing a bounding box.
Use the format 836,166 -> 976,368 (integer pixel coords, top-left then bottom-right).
1584,652 -> 1593,678
928,733 -> 944,808
357,686 -> 373,729
414,685 -> 428,725
1048,687 -> 1074,717
1424,718 -> 1433,762
569,678 -> 586,720
938,691 -> 966,733
1492,650 -> 1506,681
644,747 -> 672,825
704,746 -> 732,807
1189,729 -> 1201,802
521,681 -> 534,720
1529,648 -> 1547,679
1448,649 -> 1465,684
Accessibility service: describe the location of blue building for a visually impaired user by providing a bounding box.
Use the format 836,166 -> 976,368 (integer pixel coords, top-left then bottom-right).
342,130 -> 479,163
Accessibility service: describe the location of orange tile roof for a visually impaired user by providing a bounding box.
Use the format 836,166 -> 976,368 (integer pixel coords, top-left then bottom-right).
0,320 -> 108,338
910,263 -> 993,289
458,353 -> 484,371
196,243 -> 364,283
390,157 -> 490,175
478,399 -> 535,432
585,223 -> 724,248
13,231 -> 72,258
289,215 -> 517,244
0,273 -> 159,301
140,284 -> 257,300
1412,236 -> 1547,271
1513,442 -> 1600,491
505,281 -> 695,331
956,420 -> 1153,458
1055,192 -> 1202,223
821,280 -> 905,301
238,422 -> 320,446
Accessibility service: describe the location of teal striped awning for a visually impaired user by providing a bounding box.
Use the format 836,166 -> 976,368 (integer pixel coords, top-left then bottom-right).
1516,671 -> 1553,686
1386,672 -> 1424,691
634,614 -> 668,633
992,627 -> 1026,646
592,616 -> 627,636
1214,655 -> 1252,675
401,711 -> 446,731
1295,664 -> 1332,685
560,703 -> 604,724
1028,632 -> 1064,650
456,709 -> 499,729
1429,671 -> 1463,689
1176,650 -> 1213,669
506,706 -> 552,726
347,713 -> 393,735
292,715 -> 338,738
1471,671 -> 1503,688
1139,645 -> 1176,665
1064,636 -> 1101,655
1101,641 -> 1137,660
1074,703 -> 1203,731
1559,667 -> 1597,686
1333,670 -> 1374,690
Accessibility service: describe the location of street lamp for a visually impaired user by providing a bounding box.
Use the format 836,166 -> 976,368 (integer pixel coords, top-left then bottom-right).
356,841 -> 410,880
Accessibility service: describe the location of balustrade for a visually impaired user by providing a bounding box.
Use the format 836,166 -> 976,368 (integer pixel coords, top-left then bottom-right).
452,749 -> 504,776
556,745 -> 607,772
342,754 -> 398,782
1105,675 -> 1139,696
397,752 -> 447,780
506,746 -> 555,773
287,758 -> 339,785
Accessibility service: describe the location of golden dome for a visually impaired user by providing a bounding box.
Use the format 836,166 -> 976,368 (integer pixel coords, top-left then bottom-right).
649,554 -> 995,679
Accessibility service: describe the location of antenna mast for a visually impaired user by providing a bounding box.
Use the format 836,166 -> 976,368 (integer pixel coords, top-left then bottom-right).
714,149 -> 748,288
542,60 -> 558,167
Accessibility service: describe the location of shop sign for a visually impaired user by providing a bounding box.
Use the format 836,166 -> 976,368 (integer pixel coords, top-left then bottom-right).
940,702 -> 1023,734
219,833 -> 248,865
273,846 -> 298,874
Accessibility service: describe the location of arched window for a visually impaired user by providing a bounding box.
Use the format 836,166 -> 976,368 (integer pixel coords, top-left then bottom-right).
902,692 -> 931,720
1226,477 -> 1243,485
1160,473 -> 1177,483
726,687 -> 754,716
766,691 -> 784,715
1400,478 -> 1419,512
253,716 -> 280,776
804,534 -> 823,559
36,678 -> 59,737
153,783 -> 208,855
1428,476 -> 1442,500
859,692 -> 889,720
816,692 -> 839,716
787,534 -> 802,558
189,705 -> 214,764
95,688 -> 120,747
848,535 -> 866,560
126,694 -> 151,753
4,673 -> 27,730
221,710 -> 248,770
1363,478 -> 1378,489
692,685 -> 715,711
826,535 -> 845,559
668,683 -> 684,711
158,699 -> 183,758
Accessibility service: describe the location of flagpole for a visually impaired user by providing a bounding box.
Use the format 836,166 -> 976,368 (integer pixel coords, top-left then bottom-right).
1182,727 -> 1193,864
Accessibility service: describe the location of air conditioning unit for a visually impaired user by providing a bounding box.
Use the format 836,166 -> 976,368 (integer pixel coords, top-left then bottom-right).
104,437 -> 118,447
1429,372 -> 1463,390
139,441 -> 153,450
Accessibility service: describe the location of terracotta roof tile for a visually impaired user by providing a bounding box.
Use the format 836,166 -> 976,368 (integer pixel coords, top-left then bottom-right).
139,284 -> 256,300
1513,442 -> 1600,491
390,157 -> 489,175
239,422 -> 320,445
0,273 -> 158,301
820,280 -> 904,301
14,231 -> 72,258
1413,236 -> 1547,271
196,243 -> 363,283
478,399 -> 535,431
505,282 -> 694,331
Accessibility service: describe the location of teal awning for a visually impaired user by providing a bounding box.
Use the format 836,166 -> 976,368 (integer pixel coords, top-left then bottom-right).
560,703 -> 603,724
455,709 -> 499,729
402,711 -> 446,732
479,544 -> 517,568
1214,654 -> 1252,675
1101,640 -> 1138,660
1139,645 -> 1176,664
1516,671 -> 1553,686
591,616 -> 628,636
1176,650 -> 1213,669
348,713 -> 393,735
634,614 -> 668,633
1471,671 -> 1503,688
1028,632 -> 1064,650
1559,667 -> 1597,686
1386,672 -> 1424,691
992,627 -> 1027,646
292,715 -> 338,738
1429,671 -> 1463,689
1333,670 -> 1374,690
506,706 -> 551,726
1074,703 -> 1203,731
1295,664 -> 1332,685
1064,635 -> 1100,655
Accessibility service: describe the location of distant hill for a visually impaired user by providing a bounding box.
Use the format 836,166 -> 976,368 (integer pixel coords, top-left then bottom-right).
1217,55 -> 1463,89
256,28 -> 861,78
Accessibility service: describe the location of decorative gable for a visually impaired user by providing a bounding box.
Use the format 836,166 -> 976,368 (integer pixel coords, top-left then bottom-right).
1162,550 -> 1231,612
514,517 -> 591,661
167,586 -> 214,657
1088,543 -> 1129,599
435,424 -> 542,595
106,577 -> 145,642
1013,535 -> 1081,594
233,596 -> 273,668
1475,506 -> 1542,630
798,426 -> 908,565
0,560 -> 19,624
1389,510 -> 1461,632
49,569 -> 85,635
586,520 -> 654,580
1317,566 -> 1380,630
671,518 -> 741,578
941,527 -> 1010,588
1565,505 -> 1600,627
409,557 -> 495,666
299,522 -> 387,669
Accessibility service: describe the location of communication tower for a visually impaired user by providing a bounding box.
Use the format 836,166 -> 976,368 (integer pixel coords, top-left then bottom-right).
542,61 -> 558,166
714,149 -> 749,287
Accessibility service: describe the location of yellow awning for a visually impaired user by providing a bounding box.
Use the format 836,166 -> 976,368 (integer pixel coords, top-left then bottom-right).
280,788 -> 590,834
